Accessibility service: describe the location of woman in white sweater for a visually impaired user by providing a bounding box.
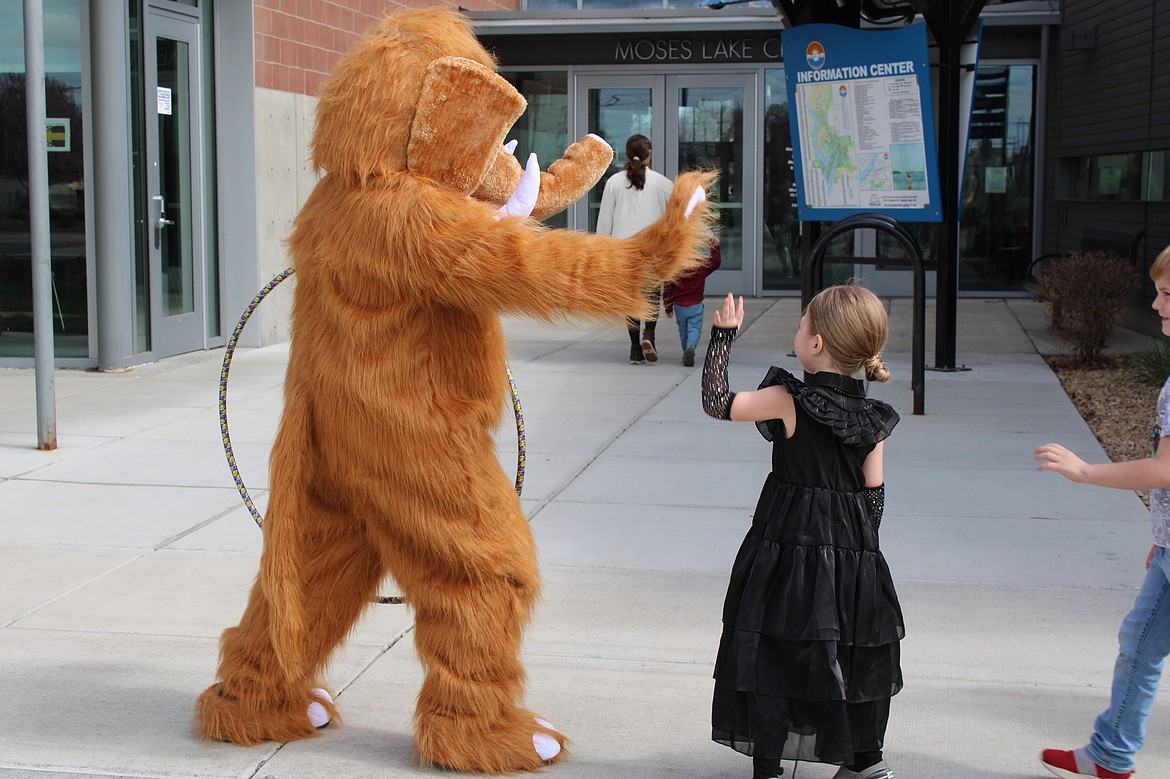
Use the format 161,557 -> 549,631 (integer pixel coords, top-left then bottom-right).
596,134 -> 674,364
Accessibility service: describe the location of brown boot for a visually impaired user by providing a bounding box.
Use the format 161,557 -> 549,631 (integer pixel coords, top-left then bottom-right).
641,322 -> 658,363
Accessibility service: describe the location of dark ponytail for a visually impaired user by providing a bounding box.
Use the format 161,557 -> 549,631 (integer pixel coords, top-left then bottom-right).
623,134 -> 652,190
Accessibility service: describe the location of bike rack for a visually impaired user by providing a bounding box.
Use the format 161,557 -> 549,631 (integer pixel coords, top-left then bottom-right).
801,213 -> 926,415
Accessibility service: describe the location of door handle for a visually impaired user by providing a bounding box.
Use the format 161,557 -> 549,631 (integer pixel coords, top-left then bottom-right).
152,194 -> 173,249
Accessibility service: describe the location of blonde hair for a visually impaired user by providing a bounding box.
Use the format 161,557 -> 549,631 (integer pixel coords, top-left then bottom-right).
1150,244 -> 1170,281
805,284 -> 891,383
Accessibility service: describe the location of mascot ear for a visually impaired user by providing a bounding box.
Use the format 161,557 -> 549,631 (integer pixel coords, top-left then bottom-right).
407,57 -> 527,194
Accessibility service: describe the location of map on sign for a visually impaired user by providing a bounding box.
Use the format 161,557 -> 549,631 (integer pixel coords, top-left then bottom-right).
782,23 -> 941,222
796,79 -> 929,208
801,82 -> 858,204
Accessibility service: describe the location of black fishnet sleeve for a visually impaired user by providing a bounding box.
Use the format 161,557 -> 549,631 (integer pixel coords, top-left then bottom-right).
863,484 -> 885,531
702,326 -> 738,420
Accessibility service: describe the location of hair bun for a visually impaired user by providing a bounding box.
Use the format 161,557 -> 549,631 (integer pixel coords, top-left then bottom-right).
864,354 -> 891,383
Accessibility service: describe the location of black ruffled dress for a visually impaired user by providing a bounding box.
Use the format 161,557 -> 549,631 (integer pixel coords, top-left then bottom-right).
711,367 -> 903,765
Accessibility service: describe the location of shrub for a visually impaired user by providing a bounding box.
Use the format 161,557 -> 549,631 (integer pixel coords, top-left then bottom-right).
1036,250 -> 1138,364
1129,339 -> 1170,386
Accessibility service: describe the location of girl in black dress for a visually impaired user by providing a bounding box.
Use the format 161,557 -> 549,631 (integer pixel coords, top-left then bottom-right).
701,287 -> 902,779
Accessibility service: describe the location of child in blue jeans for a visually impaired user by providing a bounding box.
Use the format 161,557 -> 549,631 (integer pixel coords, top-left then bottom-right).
664,233 -> 720,366
1033,243 -> 1170,779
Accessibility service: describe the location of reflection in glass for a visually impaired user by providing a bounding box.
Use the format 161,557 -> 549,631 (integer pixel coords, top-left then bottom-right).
761,69 -> 803,290
1142,150 -> 1166,202
500,71 -> 569,229
157,38 -> 195,317
130,0 -> 150,351
0,0 -> 88,358
200,6 -> 219,339
586,88 -> 653,232
957,64 -> 1035,291
677,86 -> 743,270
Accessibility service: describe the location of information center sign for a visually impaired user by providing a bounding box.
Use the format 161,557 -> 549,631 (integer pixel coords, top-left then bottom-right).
782,23 -> 942,222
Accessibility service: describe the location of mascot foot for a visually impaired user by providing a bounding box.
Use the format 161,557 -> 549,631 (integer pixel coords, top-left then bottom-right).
533,717 -> 561,762
417,711 -> 568,774
196,683 -> 339,746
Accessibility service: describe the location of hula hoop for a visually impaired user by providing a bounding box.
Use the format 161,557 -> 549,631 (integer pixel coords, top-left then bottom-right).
218,266 -> 527,606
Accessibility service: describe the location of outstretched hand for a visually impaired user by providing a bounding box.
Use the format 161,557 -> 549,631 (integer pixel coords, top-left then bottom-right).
713,293 -> 744,330
1033,442 -> 1089,482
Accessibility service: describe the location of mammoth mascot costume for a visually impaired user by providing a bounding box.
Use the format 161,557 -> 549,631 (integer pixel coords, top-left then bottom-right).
196,7 -> 715,774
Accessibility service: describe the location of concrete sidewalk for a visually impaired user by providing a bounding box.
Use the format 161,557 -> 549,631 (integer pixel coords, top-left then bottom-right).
1,297 -> 1167,779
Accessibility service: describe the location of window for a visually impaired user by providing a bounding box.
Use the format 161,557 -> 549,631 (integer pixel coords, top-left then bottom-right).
0,0 -> 88,357
1062,151 -> 1168,202
956,63 -> 1036,291
761,68 -> 800,290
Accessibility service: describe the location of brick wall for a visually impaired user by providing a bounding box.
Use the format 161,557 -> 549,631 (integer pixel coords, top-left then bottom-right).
254,0 -> 519,96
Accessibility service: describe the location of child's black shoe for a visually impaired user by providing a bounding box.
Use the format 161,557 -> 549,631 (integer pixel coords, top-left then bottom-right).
752,756 -> 784,778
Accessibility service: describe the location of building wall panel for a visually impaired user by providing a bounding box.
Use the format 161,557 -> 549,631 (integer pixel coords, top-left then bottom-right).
1043,0 -> 1166,289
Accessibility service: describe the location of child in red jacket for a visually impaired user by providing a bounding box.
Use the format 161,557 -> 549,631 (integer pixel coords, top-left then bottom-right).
665,234 -> 721,366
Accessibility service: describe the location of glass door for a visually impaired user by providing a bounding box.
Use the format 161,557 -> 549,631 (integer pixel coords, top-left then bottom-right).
667,74 -> 754,296
574,76 -> 665,234
144,9 -> 205,355
573,73 -> 756,295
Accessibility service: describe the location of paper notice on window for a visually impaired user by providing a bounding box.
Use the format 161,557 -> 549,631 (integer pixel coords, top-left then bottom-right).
985,166 -> 1007,194
157,87 -> 172,116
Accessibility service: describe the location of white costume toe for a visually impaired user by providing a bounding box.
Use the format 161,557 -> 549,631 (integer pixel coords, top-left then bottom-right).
307,688 -> 333,729
533,717 -> 561,761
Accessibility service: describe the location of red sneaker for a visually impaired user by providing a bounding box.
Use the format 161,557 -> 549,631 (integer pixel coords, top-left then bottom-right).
1040,749 -> 1133,779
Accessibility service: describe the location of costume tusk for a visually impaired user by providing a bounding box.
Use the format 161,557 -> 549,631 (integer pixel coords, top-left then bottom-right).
503,139 -> 518,154
684,186 -> 706,218
496,152 -> 540,219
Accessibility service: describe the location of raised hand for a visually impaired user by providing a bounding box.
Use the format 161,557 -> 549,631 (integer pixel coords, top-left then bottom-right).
713,292 -> 744,330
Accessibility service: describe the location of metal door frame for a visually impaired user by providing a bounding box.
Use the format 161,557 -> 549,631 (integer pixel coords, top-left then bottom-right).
143,7 -> 206,356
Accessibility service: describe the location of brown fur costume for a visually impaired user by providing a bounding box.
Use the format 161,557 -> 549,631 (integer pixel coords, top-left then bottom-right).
196,8 -> 715,774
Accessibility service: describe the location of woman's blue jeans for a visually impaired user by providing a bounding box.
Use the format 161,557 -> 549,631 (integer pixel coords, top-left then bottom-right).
1087,545 -> 1170,773
674,302 -> 705,351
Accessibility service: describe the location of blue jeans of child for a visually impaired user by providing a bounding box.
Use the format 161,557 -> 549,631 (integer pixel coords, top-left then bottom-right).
1087,545 -> 1170,773
674,303 -> 704,351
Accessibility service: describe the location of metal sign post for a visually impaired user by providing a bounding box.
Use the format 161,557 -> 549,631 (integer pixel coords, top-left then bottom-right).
23,0 -> 57,450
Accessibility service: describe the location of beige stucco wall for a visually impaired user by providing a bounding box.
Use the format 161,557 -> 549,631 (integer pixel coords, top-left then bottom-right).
252,86 -> 320,345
